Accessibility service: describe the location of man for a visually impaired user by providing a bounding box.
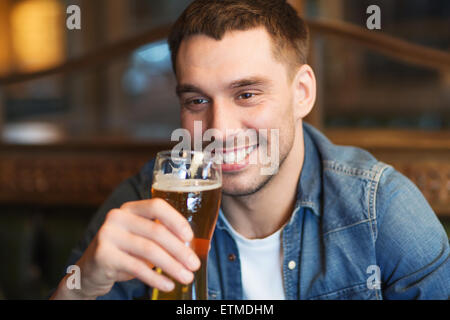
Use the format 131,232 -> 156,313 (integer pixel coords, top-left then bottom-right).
51,0 -> 449,300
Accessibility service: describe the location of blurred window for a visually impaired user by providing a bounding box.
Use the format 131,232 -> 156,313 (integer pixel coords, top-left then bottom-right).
306,0 -> 450,129
0,0 -> 448,145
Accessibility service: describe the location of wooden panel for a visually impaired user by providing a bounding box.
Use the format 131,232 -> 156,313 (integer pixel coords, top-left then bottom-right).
1,129 -> 449,217
0,141 -> 172,206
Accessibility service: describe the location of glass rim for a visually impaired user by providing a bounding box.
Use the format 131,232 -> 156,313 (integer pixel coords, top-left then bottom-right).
156,149 -> 217,162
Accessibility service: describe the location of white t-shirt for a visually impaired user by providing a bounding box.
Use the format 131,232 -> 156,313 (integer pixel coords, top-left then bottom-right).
220,211 -> 286,300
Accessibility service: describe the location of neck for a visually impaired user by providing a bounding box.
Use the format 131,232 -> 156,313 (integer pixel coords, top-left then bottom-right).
221,123 -> 305,239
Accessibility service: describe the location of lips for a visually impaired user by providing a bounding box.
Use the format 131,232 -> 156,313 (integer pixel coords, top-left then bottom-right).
215,145 -> 258,172
221,145 -> 257,164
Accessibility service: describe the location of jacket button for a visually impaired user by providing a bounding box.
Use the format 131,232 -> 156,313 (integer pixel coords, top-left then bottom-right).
228,253 -> 236,261
288,261 -> 296,270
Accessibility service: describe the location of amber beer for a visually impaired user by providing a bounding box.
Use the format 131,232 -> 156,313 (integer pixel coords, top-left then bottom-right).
151,178 -> 222,300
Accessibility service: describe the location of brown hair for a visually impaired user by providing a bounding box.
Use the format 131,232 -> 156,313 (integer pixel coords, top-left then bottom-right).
168,0 -> 309,78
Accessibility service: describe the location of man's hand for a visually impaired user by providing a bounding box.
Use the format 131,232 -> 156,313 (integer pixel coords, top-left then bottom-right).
50,198 -> 201,300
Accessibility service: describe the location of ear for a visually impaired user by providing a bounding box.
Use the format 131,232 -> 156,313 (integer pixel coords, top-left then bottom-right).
292,64 -> 316,121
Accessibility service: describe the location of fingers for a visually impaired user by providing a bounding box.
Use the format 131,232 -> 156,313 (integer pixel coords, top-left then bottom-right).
96,198 -> 202,293
120,199 -> 193,242
112,227 -> 195,285
76,197 -> 202,298
111,247 -> 175,292
113,211 -> 200,272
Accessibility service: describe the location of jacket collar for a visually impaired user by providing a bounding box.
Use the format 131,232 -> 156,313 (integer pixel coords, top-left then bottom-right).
295,122 -> 322,218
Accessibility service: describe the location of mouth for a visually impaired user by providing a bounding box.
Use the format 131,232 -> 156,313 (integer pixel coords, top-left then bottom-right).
215,144 -> 258,172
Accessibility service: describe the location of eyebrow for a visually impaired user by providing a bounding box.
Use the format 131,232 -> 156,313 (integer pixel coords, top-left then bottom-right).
176,84 -> 205,97
228,77 -> 271,89
176,76 -> 272,97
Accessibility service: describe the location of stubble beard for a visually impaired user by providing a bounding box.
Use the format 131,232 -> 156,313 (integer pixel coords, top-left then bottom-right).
221,128 -> 295,198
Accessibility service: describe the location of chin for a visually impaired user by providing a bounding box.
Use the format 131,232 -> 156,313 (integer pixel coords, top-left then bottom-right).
219,140 -> 292,197
221,168 -> 274,197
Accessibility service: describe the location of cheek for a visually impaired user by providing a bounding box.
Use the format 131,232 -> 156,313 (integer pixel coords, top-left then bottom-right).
180,115 -> 191,131
257,100 -> 295,153
180,110 -> 203,131
244,96 -> 294,134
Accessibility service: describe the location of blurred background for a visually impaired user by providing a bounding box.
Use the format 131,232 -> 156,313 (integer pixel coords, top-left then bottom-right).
0,0 -> 448,299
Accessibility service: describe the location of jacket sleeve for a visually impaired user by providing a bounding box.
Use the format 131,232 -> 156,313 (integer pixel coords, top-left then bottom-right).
375,165 -> 450,300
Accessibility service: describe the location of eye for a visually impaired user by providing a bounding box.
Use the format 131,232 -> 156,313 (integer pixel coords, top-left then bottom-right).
182,97 -> 210,112
190,98 -> 209,105
238,92 -> 255,100
183,98 -> 209,107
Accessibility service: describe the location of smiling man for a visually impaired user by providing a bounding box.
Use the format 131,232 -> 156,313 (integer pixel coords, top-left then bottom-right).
51,0 -> 449,300
175,24 -> 313,240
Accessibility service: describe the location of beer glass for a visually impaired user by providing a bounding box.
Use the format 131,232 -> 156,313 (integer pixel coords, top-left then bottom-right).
151,150 -> 222,300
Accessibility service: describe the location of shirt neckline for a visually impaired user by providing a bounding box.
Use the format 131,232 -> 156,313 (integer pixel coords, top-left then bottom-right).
218,210 -> 282,248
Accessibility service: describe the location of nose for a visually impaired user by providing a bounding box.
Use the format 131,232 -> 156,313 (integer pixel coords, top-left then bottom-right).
206,98 -> 242,143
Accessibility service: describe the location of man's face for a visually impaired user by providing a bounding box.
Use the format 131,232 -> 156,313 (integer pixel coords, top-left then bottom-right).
176,27 -> 298,196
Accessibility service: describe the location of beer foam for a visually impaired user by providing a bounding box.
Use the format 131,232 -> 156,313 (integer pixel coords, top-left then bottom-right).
152,175 -> 221,193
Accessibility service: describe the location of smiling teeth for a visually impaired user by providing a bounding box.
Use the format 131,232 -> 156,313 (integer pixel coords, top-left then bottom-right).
222,145 -> 256,164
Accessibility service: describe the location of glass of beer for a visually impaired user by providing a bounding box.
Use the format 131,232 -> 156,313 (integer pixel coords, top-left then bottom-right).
151,150 -> 222,300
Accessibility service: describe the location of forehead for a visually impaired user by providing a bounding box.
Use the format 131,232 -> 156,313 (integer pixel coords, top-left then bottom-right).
176,27 -> 287,86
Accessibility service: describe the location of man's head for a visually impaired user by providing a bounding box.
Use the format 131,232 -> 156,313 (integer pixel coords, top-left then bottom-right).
169,0 -> 316,197
169,0 -> 309,78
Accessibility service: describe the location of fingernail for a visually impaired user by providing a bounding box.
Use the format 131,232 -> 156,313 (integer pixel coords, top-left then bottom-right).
164,281 -> 174,291
180,269 -> 193,283
188,254 -> 200,270
182,226 -> 193,241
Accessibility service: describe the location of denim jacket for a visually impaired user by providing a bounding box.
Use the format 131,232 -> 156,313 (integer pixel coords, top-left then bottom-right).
64,123 -> 450,300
